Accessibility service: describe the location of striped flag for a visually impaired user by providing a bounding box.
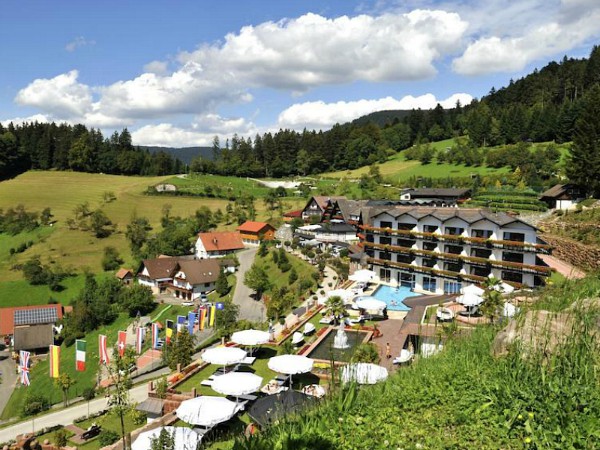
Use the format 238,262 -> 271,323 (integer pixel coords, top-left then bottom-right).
187,312 -> 196,335
209,304 -> 216,327
99,334 -> 110,365
19,350 -> 30,386
49,345 -> 60,378
117,330 -> 127,357
165,320 -> 174,344
75,339 -> 86,371
199,308 -> 206,330
176,315 -> 186,333
135,327 -> 145,354
152,323 -> 160,349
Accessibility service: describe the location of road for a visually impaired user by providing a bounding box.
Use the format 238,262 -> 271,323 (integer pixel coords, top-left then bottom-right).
232,247 -> 265,322
0,352 -> 17,421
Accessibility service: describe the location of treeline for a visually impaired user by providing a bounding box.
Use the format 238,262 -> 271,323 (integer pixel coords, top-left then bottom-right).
191,46 -> 600,178
0,123 -> 184,180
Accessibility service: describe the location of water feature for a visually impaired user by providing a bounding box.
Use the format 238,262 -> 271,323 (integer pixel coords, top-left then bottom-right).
307,328 -> 369,362
333,327 -> 350,349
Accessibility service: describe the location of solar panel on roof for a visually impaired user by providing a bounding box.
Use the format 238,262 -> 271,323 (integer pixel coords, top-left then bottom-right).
14,307 -> 58,326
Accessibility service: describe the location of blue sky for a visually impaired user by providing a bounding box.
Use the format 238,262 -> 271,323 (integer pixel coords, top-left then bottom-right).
2,0 -> 599,146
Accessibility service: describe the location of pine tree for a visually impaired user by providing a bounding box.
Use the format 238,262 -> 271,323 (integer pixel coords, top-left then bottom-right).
216,269 -> 229,296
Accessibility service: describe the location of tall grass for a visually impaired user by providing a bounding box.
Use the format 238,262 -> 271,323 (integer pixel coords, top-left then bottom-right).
232,276 -> 600,449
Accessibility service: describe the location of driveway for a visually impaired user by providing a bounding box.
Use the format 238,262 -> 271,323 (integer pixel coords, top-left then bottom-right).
232,247 -> 265,323
0,351 -> 17,419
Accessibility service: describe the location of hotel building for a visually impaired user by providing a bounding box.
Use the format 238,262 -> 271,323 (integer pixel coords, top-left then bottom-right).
358,206 -> 552,294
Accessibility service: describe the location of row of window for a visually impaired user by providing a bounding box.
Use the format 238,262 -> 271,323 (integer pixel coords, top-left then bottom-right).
376,222 -> 525,242
372,249 -> 525,264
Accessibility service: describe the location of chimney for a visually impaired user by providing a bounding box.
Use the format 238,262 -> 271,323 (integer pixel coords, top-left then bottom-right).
213,238 -> 218,244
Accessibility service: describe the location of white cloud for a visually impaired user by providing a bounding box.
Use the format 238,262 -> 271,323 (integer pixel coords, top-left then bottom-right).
143,60 -> 169,75
65,36 -> 95,52
1,114 -> 53,127
277,93 -> 473,130
14,70 -> 93,119
452,0 -> 600,74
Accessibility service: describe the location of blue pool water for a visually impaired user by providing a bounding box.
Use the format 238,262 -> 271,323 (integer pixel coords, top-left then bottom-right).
369,285 -> 421,311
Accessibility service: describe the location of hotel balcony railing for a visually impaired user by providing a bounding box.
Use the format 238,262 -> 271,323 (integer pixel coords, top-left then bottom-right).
363,241 -> 553,276
360,225 -> 552,254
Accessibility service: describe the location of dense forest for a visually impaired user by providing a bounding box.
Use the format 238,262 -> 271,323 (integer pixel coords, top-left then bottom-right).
1,46 -> 600,187
0,123 -> 184,180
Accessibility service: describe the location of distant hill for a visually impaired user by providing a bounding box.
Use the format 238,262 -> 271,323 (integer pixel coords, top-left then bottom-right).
143,146 -> 213,164
352,109 -> 413,127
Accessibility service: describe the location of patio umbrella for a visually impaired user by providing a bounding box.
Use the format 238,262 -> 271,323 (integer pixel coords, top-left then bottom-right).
493,282 -> 516,294
355,297 -> 387,311
268,354 -> 314,386
461,284 -> 485,296
248,390 -> 315,428
176,396 -> 243,427
341,363 -> 388,385
349,269 -> 377,283
456,292 -> 484,307
132,427 -> 200,450
326,289 -> 355,304
230,329 -> 270,355
211,372 -> 263,402
201,346 -> 247,367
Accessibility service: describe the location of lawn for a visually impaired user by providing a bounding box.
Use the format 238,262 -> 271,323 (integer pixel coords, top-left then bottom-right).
0,274 -> 88,307
254,251 -> 318,298
72,411 -> 140,450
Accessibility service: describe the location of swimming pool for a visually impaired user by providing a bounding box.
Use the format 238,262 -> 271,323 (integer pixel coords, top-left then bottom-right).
369,285 -> 421,311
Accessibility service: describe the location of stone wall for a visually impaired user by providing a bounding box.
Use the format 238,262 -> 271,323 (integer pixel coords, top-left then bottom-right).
541,234 -> 600,271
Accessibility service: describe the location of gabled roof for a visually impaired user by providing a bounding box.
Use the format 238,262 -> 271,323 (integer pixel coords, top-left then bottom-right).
539,184 -> 583,199
176,259 -> 221,285
140,257 -> 180,280
198,231 -> 244,252
0,304 -> 63,336
115,268 -> 134,279
13,324 -> 54,351
335,199 -> 368,221
283,210 -> 303,218
237,221 -> 274,233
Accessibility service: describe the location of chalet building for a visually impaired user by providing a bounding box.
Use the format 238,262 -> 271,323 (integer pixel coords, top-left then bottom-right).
283,209 -> 303,222
195,231 -> 244,259
137,257 -> 221,300
115,268 -> 134,285
358,206 -> 552,294
399,188 -> 471,206
301,196 -> 347,222
0,304 -> 63,351
322,199 -> 367,224
236,221 -> 276,245
539,184 -> 585,210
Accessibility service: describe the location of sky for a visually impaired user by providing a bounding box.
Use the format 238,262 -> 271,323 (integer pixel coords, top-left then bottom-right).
1,0 -> 599,147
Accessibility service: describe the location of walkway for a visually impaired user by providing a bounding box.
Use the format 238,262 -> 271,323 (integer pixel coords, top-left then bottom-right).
538,254 -> 586,279
232,247 -> 265,322
0,351 -> 17,420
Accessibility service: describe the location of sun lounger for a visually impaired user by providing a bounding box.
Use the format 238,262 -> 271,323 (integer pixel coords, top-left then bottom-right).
319,316 -> 334,324
200,379 -> 213,386
393,349 -> 414,365
303,322 -> 316,335
436,307 -> 454,322
231,394 -> 258,402
241,356 -> 256,365
292,332 -> 304,346
193,424 -> 214,436
348,315 -> 365,325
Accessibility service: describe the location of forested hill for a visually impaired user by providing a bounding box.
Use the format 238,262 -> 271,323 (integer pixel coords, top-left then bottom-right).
1,46 -> 599,182
352,110 -> 412,127
143,146 -> 213,164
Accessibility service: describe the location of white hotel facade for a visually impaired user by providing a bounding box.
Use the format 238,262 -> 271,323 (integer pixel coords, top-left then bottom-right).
358,207 -> 552,295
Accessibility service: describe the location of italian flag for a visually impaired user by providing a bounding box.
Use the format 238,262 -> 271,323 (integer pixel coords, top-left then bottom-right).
76,339 -> 86,371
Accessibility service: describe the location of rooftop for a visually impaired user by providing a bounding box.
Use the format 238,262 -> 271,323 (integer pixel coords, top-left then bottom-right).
237,221 -> 274,233
198,231 -> 244,252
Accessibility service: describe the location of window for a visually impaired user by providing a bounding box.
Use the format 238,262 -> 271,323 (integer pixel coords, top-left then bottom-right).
379,268 -> 391,282
471,267 -> 491,277
422,242 -> 438,251
423,225 -> 438,233
397,222 -> 415,230
502,252 -> 524,263
397,254 -> 414,264
502,271 -> 523,283
445,245 -> 463,255
397,238 -> 415,248
379,251 -> 392,261
379,236 -> 392,245
444,227 -> 464,236
472,229 -> 493,239
444,262 -> 462,273
422,258 -> 436,268
380,221 -> 393,229
471,249 -> 492,258
400,273 -> 415,288
503,232 -> 525,242
444,281 -> 462,294
423,276 -> 437,292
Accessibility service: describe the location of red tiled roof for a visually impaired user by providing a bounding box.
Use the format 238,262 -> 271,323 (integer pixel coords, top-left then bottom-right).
115,268 -> 134,279
236,221 -> 274,233
0,304 -> 63,336
198,231 -> 244,252
284,210 -> 303,218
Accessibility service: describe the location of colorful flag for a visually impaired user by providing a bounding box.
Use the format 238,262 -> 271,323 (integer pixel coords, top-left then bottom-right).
117,330 -> 127,357
216,302 -> 225,310
152,323 -> 160,349
187,312 -> 196,335
49,345 -> 60,378
209,304 -> 216,327
135,327 -> 145,354
19,350 -> 30,386
165,320 -> 174,344
75,339 -> 86,371
199,308 -> 206,331
176,315 -> 186,333
99,334 -> 110,364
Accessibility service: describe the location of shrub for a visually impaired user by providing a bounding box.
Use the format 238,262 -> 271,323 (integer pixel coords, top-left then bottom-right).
21,392 -> 51,416
98,430 -> 119,446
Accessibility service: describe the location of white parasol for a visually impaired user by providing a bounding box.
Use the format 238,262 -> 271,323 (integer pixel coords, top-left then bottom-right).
268,355 -> 314,375
341,363 -> 388,385
230,329 -> 270,346
493,282 -> 516,294
349,269 -> 377,283
211,372 -> 263,402
456,292 -> 484,307
176,396 -> 243,427
355,297 -> 387,311
461,284 -> 485,296
201,346 -> 247,366
132,427 -> 200,450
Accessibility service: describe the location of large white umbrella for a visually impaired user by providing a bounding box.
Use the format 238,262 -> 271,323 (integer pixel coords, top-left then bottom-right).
355,297 -> 387,311
456,292 -> 484,307
493,282 -> 516,294
349,269 -> 377,283
230,329 -> 270,346
268,355 -> 314,374
176,396 -> 243,427
341,363 -> 388,385
202,347 -> 247,366
461,284 -> 485,296
132,427 -> 200,450
318,289 -> 355,306
211,372 -> 263,401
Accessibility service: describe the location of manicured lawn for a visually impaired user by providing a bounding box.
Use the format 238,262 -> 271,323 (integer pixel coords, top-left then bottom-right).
254,251 -> 318,298
0,274 -> 88,307
73,411 -> 139,450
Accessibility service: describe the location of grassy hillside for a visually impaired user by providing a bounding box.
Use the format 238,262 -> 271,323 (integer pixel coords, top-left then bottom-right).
232,276 -> 600,450
322,138 -> 510,181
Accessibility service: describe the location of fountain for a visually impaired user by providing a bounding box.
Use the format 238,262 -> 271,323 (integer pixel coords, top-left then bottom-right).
333,327 -> 350,349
